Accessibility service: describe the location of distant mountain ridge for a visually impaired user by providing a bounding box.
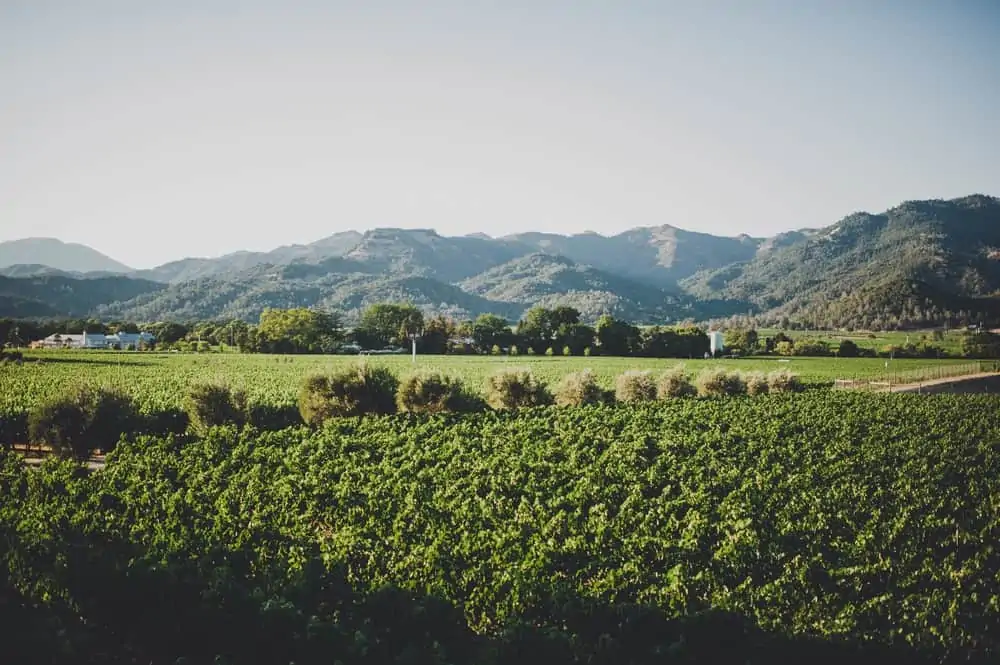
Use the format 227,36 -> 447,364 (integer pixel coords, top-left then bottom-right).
0,238 -> 132,274
2,194 -> 999,328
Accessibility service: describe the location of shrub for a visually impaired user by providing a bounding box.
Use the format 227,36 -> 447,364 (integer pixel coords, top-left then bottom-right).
485,368 -> 552,410
657,365 -> 696,399
509,345 -> 519,356
544,347 -> 554,357
526,347 -> 536,356
554,369 -> 606,407
793,340 -> 832,357
695,369 -> 746,397
744,371 -> 770,396
583,347 -> 592,357
0,349 -> 23,364
28,386 -> 140,460
185,382 -> 248,435
28,396 -> 87,459
299,364 -> 399,425
615,370 -> 658,403
775,341 -> 795,356
767,369 -> 804,393
562,346 -> 571,357
397,371 -> 481,414
490,344 -> 502,356
838,339 -> 860,357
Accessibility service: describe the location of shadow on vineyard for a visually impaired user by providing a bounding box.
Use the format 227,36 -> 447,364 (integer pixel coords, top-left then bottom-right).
1,526 -> 947,665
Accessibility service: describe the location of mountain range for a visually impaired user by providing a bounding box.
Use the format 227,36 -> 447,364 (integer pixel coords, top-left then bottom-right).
1,194 -> 998,328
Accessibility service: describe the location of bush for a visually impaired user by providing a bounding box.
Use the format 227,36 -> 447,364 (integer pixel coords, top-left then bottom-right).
838,339 -> 860,357
509,345 -> 519,356
485,368 -> 552,410
299,364 -> 399,425
583,347 -> 592,357
397,371 -> 481,414
28,386 -> 140,460
0,349 -> 23,364
657,365 -> 696,399
562,346 -> 571,357
775,341 -> 795,356
793,340 -> 832,357
544,347 -> 554,357
490,344 -> 502,356
744,371 -> 770,396
767,369 -> 804,393
695,369 -> 746,397
615,370 -> 658,403
185,382 -> 248,435
554,369 -> 606,407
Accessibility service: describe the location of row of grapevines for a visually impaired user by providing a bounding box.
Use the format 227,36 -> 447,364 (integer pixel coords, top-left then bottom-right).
3,392 -> 1000,663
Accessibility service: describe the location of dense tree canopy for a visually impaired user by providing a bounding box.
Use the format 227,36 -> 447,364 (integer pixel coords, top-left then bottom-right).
355,303 -> 424,349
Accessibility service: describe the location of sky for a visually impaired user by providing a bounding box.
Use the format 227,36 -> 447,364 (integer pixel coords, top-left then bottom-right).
2,1 -> 998,269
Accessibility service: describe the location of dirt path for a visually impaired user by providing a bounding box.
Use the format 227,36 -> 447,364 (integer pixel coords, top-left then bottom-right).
13,444 -> 107,471
886,372 -> 1000,393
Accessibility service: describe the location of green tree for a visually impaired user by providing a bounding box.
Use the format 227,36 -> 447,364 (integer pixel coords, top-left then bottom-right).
838,339 -> 860,357
258,308 -> 344,354
418,315 -> 455,355
472,314 -> 511,354
356,303 -> 424,349
595,315 -> 640,356
724,328 -> 759,354
556,323 -> 595,356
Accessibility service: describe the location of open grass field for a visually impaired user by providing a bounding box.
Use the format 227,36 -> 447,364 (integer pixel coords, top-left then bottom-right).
0,348 -> 987,416
756,327 -> 968,355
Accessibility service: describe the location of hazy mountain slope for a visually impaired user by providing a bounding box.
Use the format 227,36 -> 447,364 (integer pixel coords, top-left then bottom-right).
134,231 -> 365,283
0,264 -> 83,279
98,262 -> 522,323
505,225 -> 761,284
459,253 -> 692,323
0,238 -> 131,273
3,195 -> 998,328
342,228 -> 528,282
0,275 -> 163,318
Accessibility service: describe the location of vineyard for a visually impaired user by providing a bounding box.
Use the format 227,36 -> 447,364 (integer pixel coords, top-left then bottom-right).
3,392 -> 1000,663
0,350 -> 973,418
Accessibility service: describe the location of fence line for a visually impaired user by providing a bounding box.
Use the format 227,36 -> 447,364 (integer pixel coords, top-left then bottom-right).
833,362 -> 996,392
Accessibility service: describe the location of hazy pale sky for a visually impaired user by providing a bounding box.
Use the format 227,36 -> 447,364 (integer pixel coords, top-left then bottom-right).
2,1 -> 998,268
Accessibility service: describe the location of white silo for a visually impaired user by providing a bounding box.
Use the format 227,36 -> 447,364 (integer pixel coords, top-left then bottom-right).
709,330 -> 725,356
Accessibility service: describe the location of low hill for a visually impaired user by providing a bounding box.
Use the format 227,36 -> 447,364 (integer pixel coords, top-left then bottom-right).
96,264 -> 523,323
0,238 -> 132,273
460,253 -> 692,323
505,225 -> 761,284
134,231 -> 365,283
0,274 -> 164,318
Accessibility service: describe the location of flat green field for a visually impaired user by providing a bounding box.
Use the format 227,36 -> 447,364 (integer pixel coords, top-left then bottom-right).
0,349 -> 985,415
756,328 -> 967,354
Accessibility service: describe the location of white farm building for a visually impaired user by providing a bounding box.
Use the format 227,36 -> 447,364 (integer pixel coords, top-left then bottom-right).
709,330 -> 725,356
35,332 -> 155,350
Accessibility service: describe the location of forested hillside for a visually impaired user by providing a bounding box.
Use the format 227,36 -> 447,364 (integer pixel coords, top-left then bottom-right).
1,195 -> 998,327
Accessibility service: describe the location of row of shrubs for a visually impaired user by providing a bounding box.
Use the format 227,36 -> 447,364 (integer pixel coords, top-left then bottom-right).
295,364 -> 803,423
22,365 -> 803,460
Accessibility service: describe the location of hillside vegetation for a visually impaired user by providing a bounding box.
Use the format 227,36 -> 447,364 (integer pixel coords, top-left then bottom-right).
1,195 -> 998,327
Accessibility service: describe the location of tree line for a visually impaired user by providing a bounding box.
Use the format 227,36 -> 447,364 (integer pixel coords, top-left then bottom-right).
0,306 -> 711,358
6,307 -> 998,359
